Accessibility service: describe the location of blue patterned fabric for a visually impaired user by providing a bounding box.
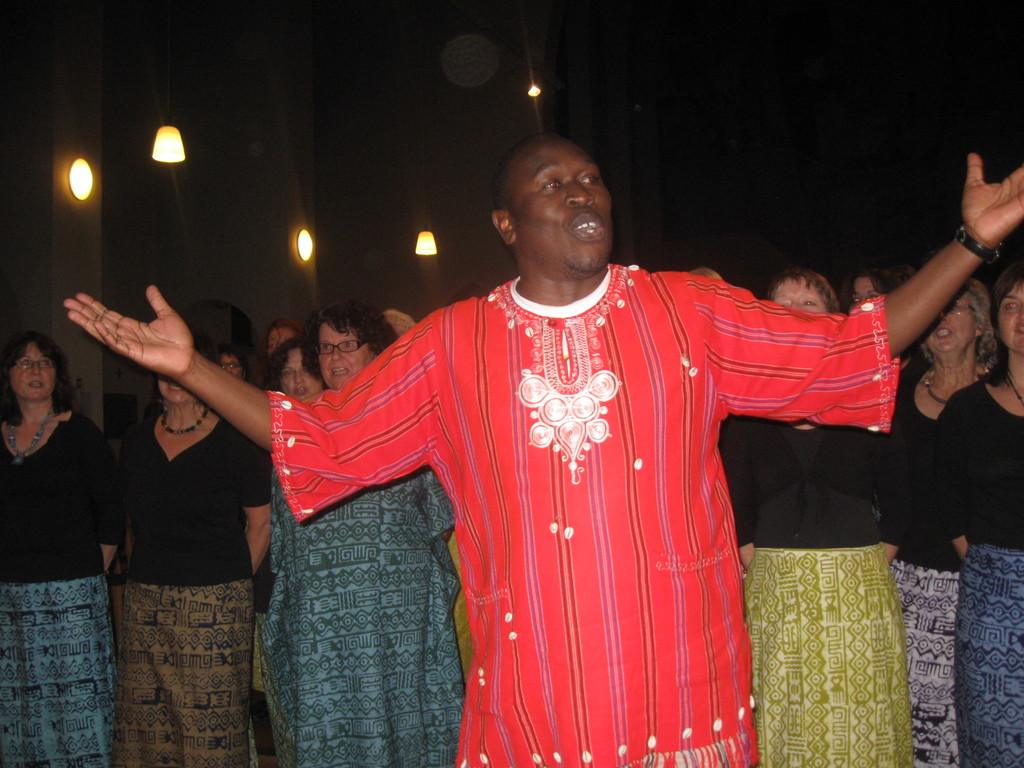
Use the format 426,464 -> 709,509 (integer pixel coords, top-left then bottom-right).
0,575 -> 115,768
263,469 -> 463,768
955,544 -> 1024,767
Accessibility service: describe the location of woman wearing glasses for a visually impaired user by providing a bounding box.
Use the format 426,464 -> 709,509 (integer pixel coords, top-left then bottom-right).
261,301 -> 463,768
0,331 -> 123,767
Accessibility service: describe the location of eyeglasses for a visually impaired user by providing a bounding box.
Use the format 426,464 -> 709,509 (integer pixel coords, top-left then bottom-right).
13,358 -> 55,371
941,302 -> 971,317
316,340 -> 366,355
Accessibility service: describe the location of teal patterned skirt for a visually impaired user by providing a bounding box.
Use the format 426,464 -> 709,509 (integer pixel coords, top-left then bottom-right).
0,574 -> 115,768
263,470 -> 463,768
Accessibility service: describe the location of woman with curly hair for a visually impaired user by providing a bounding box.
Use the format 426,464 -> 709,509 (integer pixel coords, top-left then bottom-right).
261,300 -> 464,768
253,318 -> 304,387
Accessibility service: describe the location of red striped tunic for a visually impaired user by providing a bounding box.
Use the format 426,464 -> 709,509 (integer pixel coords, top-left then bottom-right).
271,265 -> 897,768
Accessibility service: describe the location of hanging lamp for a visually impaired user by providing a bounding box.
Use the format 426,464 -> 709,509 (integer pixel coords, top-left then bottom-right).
152,126 -> 185,162
415,231 -> 437,256
153,2 -> 185,162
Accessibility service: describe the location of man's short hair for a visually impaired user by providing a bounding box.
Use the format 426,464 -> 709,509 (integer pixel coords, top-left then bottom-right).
491,133 -> 573,211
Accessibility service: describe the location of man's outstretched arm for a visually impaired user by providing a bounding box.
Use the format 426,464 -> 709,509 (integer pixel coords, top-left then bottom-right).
885,153 -> 1024,356
64,285 -> 273,449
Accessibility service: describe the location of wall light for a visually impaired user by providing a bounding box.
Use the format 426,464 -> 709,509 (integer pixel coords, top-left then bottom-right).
297,229 -> 314,262
415,230 -> 437,256
528,83 -> 542,98
69,158 -> 94,200
152,125 -> 186,163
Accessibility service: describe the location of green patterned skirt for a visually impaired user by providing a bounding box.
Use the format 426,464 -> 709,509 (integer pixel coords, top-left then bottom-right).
745,545 -> 912,768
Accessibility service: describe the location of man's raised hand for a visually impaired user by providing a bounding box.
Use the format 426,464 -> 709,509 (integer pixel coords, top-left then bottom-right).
64,285 -> 196,379
962,153 -> 1024,249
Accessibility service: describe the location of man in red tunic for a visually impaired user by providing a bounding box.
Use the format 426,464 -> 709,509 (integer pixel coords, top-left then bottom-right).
68,136 -> 1024,768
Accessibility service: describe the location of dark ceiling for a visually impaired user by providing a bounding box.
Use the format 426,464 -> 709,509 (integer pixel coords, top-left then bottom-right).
3,0 -> 1023,335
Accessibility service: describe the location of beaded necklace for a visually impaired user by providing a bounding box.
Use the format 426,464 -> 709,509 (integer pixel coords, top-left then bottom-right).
160,406 -> 209,435
922,364 -> 988,406
921,369 -> 949,405
7,408 -> 54,465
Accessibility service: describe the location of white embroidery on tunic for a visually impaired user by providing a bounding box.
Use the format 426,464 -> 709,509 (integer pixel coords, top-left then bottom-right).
496,266 -> 630,484
517,316 -> 620,484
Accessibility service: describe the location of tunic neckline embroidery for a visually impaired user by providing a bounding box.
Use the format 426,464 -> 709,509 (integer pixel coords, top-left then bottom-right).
491,266 -> 633,484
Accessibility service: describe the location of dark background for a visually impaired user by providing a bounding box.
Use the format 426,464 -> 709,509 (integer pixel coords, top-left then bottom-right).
2,0 -> 1022,427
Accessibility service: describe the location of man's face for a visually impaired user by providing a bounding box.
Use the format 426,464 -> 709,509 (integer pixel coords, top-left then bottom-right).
492,138 -> 613,285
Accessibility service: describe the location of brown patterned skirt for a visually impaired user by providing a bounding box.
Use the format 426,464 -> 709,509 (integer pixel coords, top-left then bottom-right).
113,579 -> 254,768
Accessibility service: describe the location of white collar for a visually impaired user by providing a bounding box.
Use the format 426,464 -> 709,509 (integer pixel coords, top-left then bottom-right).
510,268 -> 612,318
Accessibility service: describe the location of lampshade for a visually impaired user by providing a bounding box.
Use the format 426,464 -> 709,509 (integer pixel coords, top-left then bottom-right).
152,125 -> 186,162
297,229 -> 314,261
69,158 -> 93,200
415,230 -> 437,255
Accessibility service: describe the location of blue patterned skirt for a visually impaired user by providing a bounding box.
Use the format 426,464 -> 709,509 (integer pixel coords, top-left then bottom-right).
955,544 -> 1024,767
0,574 -> 116,768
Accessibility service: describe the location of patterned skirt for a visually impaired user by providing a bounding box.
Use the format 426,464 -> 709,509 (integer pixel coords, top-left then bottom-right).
255,612 -> 296,768
0,575 -> 116,768
891,559 -> 959,768
745,545 -> 912,768
955,544 -> 1024,768
262,474 -> 463,768
113,579 -> 254,768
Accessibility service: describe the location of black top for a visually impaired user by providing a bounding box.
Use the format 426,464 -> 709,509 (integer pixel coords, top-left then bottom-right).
892,374 -> 962,571
936,380 -> 1024,550
120,417 -> 271,586
0,413 -> 124,582
722,417 -> 911,549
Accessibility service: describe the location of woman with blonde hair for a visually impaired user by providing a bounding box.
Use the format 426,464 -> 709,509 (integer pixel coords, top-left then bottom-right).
891,278 -> 994,767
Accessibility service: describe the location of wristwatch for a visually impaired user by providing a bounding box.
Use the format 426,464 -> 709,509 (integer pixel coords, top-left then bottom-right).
955,224 -> 1002,264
